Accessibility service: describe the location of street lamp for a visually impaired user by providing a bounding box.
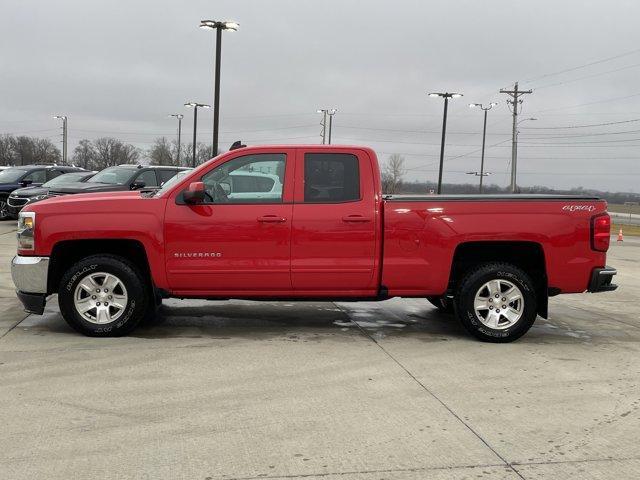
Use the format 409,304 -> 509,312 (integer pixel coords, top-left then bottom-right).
184,102 -> 211,168
468,102 -> 498,193
428,92 -> 463,194
317,108 -> 337,144
200,19 -> 239,157
511,117 -> 537,192
168,114 -> 184,165
52,115 -> 68,164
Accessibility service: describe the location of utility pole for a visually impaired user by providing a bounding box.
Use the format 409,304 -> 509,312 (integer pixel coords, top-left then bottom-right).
500,82 -> 532,193
317,109 -> 328,144
53,115 -> 68,164
184,102 -> 211,168
469,102 -> 497,193
169,114 -> 184,165
327,109 -> 337,144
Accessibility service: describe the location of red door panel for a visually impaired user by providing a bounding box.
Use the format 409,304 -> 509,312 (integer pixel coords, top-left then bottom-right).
164,149 -> 295,294
291,148 -> 380,293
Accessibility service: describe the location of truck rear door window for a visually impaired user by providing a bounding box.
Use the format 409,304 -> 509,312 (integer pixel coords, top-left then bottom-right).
304,153 -> 360,203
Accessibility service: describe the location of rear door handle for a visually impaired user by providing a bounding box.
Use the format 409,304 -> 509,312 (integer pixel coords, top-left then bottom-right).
258,215 -> 287,223
342,215 -> 371,223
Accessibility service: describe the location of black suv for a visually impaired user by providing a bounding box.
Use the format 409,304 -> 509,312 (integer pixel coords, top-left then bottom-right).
7,170 -> 96,218
47,165 -> 189,196
0,165 -> 85,220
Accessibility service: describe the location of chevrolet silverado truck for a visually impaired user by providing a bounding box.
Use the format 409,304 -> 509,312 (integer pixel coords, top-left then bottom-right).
11,145 -> 617,342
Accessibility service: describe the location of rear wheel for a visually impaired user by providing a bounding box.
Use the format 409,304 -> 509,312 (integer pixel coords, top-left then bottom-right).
455,262 -> 537,342
58,255 -> 149,336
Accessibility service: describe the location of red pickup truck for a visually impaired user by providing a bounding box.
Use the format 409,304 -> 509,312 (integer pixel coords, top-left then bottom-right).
11,145 -> 617,342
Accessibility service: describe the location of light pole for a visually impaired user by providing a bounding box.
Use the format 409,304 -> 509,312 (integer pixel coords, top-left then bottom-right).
317,109 -> 337,144
185,102 -> 211,168
468,102 -> 497,193
428,92 -> 463,194
169,114 -> 183,165
512,117 -> 537,192
200,19 -> 239,157
53,115 -> 68,164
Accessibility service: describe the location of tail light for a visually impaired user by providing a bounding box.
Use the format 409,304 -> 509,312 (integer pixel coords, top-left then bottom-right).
591,213 -> 611,252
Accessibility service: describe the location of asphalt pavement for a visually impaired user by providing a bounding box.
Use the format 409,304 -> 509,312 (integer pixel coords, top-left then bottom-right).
0,220 -> 638,480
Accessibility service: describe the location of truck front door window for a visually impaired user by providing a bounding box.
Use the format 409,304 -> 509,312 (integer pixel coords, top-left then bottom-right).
201,153 -> 285,203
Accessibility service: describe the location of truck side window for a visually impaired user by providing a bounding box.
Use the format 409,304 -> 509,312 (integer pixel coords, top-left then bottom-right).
304,153 -> 360,203
201,153 -> 285,204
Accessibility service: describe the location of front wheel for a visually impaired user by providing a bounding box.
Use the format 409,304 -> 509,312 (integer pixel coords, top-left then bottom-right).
455,263 -> 537,343
58,255 -> 149,336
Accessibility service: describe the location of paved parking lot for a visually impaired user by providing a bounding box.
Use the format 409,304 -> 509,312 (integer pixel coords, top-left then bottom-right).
0,220 -> 638,480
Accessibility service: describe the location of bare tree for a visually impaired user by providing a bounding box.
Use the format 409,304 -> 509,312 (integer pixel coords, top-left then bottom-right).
149,137 -> 176,166
72,139 -> 97,170
93,137 -> 140,170
0,135 -> 16,166
182,142 -> 213,167
382,154 -> 406,194
32,138 -> 61,164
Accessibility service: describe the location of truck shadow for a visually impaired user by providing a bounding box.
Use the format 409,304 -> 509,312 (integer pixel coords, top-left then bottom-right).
23,298 -> 609,345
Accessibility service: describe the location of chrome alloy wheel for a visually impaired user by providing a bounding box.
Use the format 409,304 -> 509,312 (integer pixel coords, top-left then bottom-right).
73,272 -> 128,324
473,279 -> 524,330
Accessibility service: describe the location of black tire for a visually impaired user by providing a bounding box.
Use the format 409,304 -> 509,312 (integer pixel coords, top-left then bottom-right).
427,295 -> 454,313
455,262 -> 537,343
58,255 -> 149,337
0,196 -> 9,220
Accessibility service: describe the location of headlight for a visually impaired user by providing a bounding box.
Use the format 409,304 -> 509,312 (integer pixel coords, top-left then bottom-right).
32,195 -> 48,201
17,211 -> 35,251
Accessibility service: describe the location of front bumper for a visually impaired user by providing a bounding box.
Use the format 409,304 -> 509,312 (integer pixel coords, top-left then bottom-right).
11,255 -> 49,314
588,266 -> 618,293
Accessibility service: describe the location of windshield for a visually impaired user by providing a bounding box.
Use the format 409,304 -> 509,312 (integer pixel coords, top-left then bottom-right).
0,169 -> 28,183
152,170 -> 191,197
88,166 -> 136,185
43,172 -> 87,187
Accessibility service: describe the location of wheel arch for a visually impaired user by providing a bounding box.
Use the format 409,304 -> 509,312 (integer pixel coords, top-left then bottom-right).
48,239 -> 153,295
448,241 -> 548,319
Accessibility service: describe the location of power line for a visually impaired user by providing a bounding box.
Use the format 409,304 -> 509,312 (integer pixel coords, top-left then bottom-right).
522,47 -> 640,84
521,117 -> 640,129
531,91 -> 640,114
531,61 -> 640,90
520,127 -> 640,139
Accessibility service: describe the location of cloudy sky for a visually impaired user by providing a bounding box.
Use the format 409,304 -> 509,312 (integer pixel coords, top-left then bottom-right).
2,0 -> 639,192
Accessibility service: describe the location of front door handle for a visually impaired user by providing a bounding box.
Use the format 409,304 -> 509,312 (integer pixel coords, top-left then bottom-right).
342,215 -> 371,223
258,215 -> 287,223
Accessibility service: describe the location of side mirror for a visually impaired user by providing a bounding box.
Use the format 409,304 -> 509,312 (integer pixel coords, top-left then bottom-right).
21,179 -> 33,187
130,181 -> 146,190
183,181 -> 206,204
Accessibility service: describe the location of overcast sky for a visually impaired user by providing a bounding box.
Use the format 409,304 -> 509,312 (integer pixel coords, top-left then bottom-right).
1,0 -> 639,192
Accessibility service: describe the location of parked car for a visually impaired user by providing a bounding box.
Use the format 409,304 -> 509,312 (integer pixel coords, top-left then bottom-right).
0,165 -> 85,220
6,171 -> 96,218
11,145 -> 617,341
46,165 -> 190,196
